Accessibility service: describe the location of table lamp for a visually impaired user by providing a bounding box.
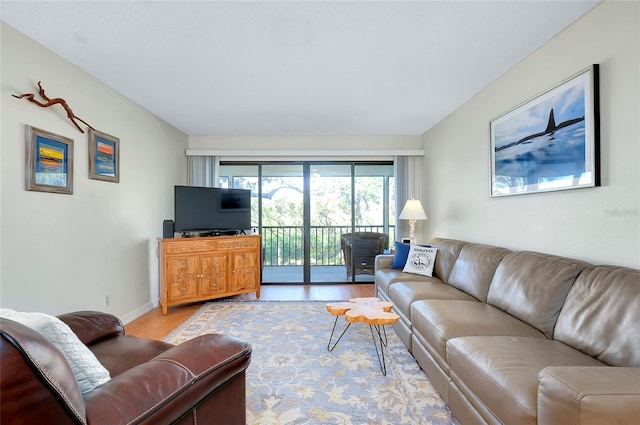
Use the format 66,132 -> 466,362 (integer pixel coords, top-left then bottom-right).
399,199 -> 428,243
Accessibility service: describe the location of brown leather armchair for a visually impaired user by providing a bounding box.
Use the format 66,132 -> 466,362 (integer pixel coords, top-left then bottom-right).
341,232 -> 389,279
0,310 -> 251,425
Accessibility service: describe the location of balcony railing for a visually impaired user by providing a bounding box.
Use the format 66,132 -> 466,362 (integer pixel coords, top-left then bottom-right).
261,225 -> 395,266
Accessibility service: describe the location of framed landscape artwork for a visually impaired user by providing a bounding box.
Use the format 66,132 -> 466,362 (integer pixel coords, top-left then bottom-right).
490,64 -> 600,197
89,129 -> 120,183
26,126 -> 74,194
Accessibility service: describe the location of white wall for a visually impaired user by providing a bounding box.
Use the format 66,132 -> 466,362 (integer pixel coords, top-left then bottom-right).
421,1 -> 639,268
1,22 -> 188,322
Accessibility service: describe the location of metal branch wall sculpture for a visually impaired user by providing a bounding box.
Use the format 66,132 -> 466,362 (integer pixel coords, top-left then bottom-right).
12,81 -> 95,133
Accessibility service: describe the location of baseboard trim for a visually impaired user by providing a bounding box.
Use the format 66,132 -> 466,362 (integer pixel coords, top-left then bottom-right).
121,302 -> 154,325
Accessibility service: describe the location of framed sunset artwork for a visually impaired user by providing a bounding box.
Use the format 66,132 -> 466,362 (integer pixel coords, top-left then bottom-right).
89,129 -> 120,183
26,126 -> 74,194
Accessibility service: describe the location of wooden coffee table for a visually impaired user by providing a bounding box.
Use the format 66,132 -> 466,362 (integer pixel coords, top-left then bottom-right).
326,297 -> 400,375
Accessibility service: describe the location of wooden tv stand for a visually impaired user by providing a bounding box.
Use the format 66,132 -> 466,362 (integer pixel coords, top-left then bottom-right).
157,234 -> 261,315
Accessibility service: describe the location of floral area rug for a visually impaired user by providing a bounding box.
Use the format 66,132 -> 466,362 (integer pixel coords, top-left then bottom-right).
164,301 -> 458,425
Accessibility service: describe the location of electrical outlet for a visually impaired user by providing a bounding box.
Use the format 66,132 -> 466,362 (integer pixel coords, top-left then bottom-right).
104,295 -> 111,308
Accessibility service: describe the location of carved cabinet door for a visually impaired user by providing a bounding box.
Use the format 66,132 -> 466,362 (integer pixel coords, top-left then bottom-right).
200,252 -> 229,297
166,255 -> 199,302
230,250 -> 259,292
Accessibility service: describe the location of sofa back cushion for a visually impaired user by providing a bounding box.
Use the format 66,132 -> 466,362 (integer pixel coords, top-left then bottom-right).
448,244 -> 511,302
487,251 -> 590,338
554,265 -> 640,367
428,238 -> 468,283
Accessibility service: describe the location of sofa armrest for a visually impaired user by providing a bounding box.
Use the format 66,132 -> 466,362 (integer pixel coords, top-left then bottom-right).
84,333 -> 251,424
375,254 -> 394,271
58,311 -> 124,346
1,318 -> 86,424
538,366 -> 640,425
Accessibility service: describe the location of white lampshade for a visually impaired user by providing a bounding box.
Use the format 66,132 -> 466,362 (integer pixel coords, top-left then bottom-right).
399,199 -> 428,221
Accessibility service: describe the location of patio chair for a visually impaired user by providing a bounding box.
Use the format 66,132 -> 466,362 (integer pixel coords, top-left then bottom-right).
341,232 -> 389,279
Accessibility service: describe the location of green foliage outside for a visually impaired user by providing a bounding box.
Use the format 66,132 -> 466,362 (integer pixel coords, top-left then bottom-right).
224,170 -> 395,267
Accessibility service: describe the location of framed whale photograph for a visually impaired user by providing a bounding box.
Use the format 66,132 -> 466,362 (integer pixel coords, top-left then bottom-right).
490,64 -> 600,197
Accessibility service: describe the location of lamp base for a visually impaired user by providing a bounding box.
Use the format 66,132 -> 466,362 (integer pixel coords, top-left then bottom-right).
408,219 -> 417,244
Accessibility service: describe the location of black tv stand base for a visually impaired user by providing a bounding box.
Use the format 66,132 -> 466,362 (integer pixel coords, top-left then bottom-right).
181,229 -> 240,238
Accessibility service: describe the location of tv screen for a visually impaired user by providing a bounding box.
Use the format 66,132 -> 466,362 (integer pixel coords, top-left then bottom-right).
174,186 -> 251,233
220,189 -> 252,210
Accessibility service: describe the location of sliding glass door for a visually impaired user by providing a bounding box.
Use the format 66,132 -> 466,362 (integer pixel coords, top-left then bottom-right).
219,161 -> 393,284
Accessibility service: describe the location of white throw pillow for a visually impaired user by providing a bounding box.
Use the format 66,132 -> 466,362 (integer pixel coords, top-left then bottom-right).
0,309 -> 110,393
402,245 -> 438,277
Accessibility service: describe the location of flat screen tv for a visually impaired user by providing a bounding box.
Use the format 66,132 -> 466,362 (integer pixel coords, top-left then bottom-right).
174,186 -> 251,233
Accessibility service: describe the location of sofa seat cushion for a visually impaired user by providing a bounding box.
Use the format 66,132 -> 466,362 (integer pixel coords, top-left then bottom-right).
412,300 -> 546,368
447,336 -> 605,425
389,282 -> 475,327
90,335 -> 175,377
375,268 -> 435,298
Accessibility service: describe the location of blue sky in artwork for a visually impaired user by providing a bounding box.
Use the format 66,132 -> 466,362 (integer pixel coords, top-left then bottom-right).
493,82 -> 585,149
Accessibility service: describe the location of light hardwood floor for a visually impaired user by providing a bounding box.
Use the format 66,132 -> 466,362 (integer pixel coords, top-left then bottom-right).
125,284 -> 375,341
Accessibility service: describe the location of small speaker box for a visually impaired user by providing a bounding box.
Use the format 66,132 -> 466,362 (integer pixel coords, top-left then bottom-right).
162,219 -> 174,238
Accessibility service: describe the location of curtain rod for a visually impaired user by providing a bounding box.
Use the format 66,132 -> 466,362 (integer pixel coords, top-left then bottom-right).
186,149 -> 424,157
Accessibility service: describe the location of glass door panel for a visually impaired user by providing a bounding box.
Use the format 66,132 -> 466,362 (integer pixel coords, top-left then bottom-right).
309,164 -> 352,283
352,164 -> 394,282
218,164 -> 259,231
260,164 -> 304,283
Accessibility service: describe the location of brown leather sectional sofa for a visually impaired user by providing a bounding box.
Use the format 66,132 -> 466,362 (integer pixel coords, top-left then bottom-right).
0,310 -> 251,424
375,238 -> 640,425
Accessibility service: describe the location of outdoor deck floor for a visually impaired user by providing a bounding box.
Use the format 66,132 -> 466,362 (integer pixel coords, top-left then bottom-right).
262,265 -> 375,284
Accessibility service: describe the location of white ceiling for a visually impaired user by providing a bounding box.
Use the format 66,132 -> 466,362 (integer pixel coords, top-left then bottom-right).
1,1 -> 599,136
